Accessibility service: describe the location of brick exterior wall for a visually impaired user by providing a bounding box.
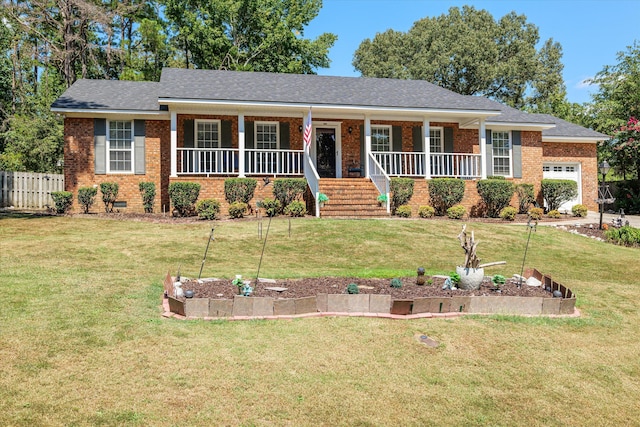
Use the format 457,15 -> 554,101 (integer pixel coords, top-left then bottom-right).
63,114 -> 598,215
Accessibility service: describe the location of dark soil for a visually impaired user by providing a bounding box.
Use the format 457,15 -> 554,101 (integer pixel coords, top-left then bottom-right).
177,276 -> 554,300
558,223 -> 606,240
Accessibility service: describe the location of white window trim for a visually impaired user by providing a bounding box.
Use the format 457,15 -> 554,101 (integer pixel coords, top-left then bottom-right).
491,130 -> 512,178
429,126 -> 444,153
371,125 -> 392,152
254,121 -> 280,149
195,119 -> 221,148
106,120 -> 134,174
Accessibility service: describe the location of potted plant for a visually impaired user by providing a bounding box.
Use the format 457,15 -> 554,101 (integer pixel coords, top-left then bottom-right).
318,193 -> 329,208
455,225 -> 485,290
377,194 -> 388,206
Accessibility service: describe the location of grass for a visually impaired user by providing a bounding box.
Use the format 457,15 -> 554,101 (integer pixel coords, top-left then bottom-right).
1,213 -> 640,426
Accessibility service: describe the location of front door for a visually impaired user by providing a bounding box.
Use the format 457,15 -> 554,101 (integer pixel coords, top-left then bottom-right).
316,128 -> 336,178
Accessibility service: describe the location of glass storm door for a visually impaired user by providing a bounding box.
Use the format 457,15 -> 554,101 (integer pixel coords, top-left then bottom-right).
316,128 -> 336,178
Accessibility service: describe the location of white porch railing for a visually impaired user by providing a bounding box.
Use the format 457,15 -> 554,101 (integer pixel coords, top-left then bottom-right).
245,149 -> 304,175
373,151 -> 481,179
177,148 -> 239,175
368,153 -> 391,213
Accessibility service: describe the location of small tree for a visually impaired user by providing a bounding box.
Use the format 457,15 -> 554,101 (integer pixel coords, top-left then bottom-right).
541,179 -> 578,212
100,182 -> 119,213
77,186 -> 97,214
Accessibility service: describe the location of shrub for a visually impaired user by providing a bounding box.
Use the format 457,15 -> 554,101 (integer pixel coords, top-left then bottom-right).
541,179 -> 578,212
447,204 -> 466,219
138,182 -> 156,213
395,205 -> 412,217
418,205 -> 435,218
613,179 -> 640,214
516,184 -> 535,214
346,283 -> 359,294
100,182 -> 119,213
51,191 -> 73,214
168,182 -> 200,217
77,186 -> 97,214
476,179 -> 515,218
273,178 -> 307,212
571,204 -> 588,217
228,201 -> 248,219
547,209 -> 561,219
284,200 -> 307,217
449,272 -> 460,285
258,198 -> 281,217
528,207 -> 544,221
499,206 -> 517,221
492,274 -> 506,287
605,226 -> 640,247
390,178 -> 414,212
486,175 -> 506,180
390,278 -> 402,288
195,198 -> 221,220
428,178 -> 465,216
224,178 -> 257,205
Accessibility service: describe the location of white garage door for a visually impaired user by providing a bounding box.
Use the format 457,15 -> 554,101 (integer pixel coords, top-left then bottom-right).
543,163 -> 582,213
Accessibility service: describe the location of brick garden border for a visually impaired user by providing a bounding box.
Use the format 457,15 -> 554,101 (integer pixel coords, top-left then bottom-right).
161,268 -> 578,320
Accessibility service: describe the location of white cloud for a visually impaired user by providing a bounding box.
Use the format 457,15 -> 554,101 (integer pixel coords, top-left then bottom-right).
576,78 -> 595,89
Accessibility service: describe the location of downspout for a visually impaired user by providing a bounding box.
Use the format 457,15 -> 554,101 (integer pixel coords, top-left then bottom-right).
238,113 -> 245,177
170,111 -> 177,177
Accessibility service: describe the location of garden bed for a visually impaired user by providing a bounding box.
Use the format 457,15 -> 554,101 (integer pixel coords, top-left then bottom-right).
162,268 -> 577,319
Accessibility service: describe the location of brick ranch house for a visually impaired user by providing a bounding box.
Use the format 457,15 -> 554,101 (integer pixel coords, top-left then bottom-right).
52,68 -> 607,217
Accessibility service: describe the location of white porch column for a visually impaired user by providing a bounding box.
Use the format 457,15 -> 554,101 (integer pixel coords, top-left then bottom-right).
423,118 -> 431,179
170,111 -> 177,177
479,118 -> 487,179
364,115 -> 371,178
238,113 -> 245,177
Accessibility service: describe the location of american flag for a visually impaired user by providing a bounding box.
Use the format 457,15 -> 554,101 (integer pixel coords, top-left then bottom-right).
303,108 -> 312,151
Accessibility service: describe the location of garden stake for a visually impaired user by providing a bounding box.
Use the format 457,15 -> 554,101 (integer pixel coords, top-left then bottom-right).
198,227 -> 215,279
519,219 -> 537,287
255,214 -> 273,283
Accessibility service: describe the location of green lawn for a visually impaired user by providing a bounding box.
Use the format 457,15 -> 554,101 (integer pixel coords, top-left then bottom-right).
1,213 -> 639,426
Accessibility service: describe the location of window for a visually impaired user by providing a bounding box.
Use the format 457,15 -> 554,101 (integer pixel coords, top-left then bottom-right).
566,166 -> 575,172
543,166 -> 550,172
371,126 -> 391,151
491,131 -> 511,176
553,166 -> 562,172
108,120 -> 133,172
429,128 -> 443,153
255,122 -> 279,149
196,120 -> 220,148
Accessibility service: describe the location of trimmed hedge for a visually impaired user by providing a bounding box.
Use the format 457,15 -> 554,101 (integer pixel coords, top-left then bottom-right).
541,179 -> 578,212
390,178 -> 414,213
428,178 -> 465,216
77,186 -> 97,214
284,200 -> 307,217
169,182 -> 201,217
138,182 -> 156,213
273,178 -> 307,213
476,179 -> 515,218
196,198 -> 221,220
228,201 -> 248,218
51,191 -> 73,214
516,183 -> 535,214
100,182 -> 119,213
418,205 -> 435,218
395,205 -> 412,217
258,198 -> 281,217
447,205 -> 466,219
224,178 -> 257,205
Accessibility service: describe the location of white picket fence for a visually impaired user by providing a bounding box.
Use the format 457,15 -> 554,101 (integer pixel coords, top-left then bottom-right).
0,171 -> 65,210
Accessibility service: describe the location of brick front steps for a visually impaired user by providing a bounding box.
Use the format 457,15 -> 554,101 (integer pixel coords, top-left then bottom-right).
162,269 -> 577,320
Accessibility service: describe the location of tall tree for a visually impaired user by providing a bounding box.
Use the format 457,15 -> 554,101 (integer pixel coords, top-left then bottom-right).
353,6 -> 565,110
162,0 -> 336,73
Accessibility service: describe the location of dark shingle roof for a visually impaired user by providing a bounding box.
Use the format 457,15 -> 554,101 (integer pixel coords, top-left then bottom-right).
51,79 -> 161,111
158,68 -> 499,112
534,114 -> 609,139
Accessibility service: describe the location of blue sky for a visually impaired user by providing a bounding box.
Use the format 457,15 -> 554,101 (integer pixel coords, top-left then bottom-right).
305,0 -> 639,104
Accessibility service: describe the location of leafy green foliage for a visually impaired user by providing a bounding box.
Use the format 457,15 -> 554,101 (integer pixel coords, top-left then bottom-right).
50,191 -> 73,214
547,209 -> 561,219
447,205 -> 466,219
395,205 -> 412,218
258,198 -> 281,217
528,207 -> 544,221
284,201 -> 307,217
195,198 -> 221,220
390,178 -> 414,212
449,272 -> 461,285
168,182 -> 200,217
390,278 -> 402,289
541,179 -> 578,212
429,178 -> 465,216
516,184 -> 536,214
224,178 -> 257,205
492,274 -> 506,287
614,180 -> 640,214
273,178 -> 307,213
138,182 -> 156,213
228,201 -> 248,219
571,204 -> 588,217
353,5 -> 565,109
346,283 -> 359,294
476,179 -> 515,218
499,206 -> 517,221
605,226 -> 640,247
77,187 -> 97,214
418,205 -> 435,218
100,183 -> 119,213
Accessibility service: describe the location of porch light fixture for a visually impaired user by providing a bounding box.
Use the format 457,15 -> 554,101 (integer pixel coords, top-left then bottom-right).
299,125 -> 303,132
348,126 -> 353,134
596,160 -> 614,230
